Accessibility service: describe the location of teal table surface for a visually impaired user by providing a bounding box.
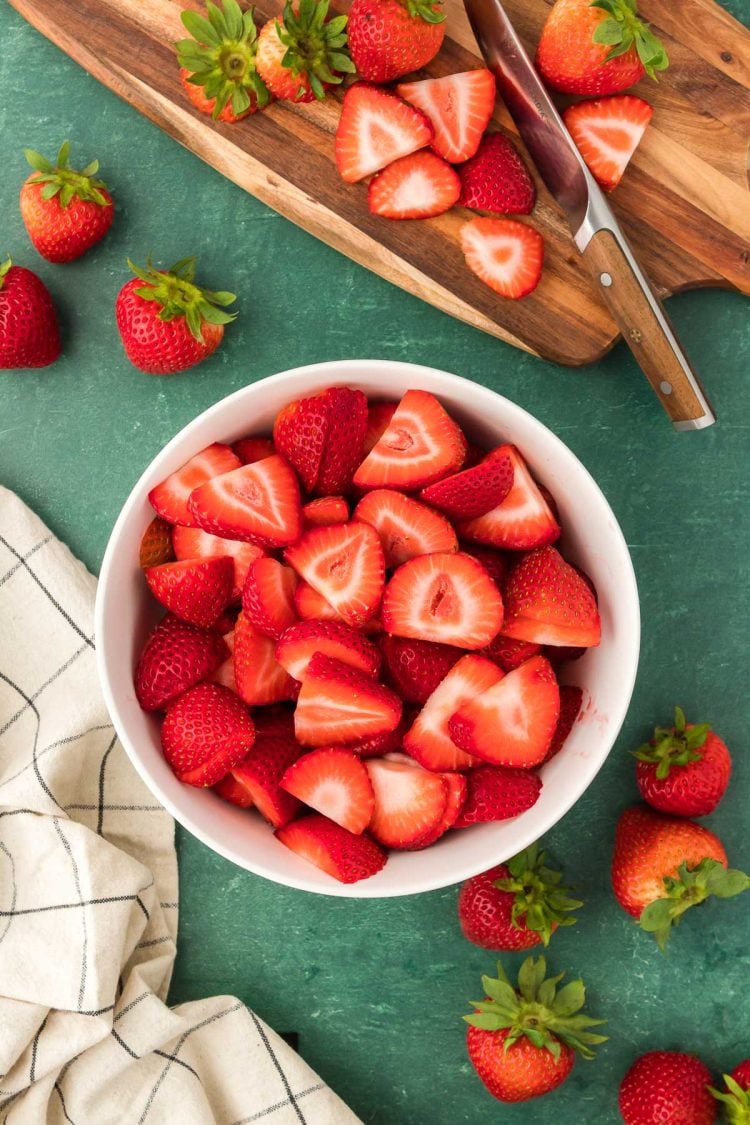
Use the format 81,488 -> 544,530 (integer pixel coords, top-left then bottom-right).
1,4 -> 749,1121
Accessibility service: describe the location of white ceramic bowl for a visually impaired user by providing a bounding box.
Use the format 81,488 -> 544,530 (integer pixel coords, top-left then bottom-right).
95,359 -> 640,898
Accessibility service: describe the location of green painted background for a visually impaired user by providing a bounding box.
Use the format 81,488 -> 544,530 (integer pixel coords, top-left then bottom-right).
1,4 -> 748,1120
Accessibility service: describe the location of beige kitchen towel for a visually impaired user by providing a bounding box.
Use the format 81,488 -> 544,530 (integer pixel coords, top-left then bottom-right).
0,486 -> 360,1124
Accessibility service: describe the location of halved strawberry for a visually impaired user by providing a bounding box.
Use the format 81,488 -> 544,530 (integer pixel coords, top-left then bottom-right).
563,95 -> 653,192
188,455 -> 302,547
213,772 -> 255,808
453,765 -> 542,827
368,151 -> 460,220
419,450 -> 514,520
449,655 -> 560,767
273,393 -> 329,493
145,557 -> 234,628
275,814 -> 387,884
366,758 -> 448,849
233,611 -> 298,705
353,389 -> 467,491
335,84 -> 433,184
241,557 -> 298,640
139,517 -> 174,569
457,445 -> 560,551
161,682 -> 254,787
284,522 -> 384,628
233,435 -> 275,464
460,218 -> 544,300
276,619 -> 381,682
381,552 -> 503,649
502,546 -> 601,647
403,653 -> 503,771
135,614 -> 229,711
293,580 -> 341,622
231,730 -> 303,828
303,496 -> 349,527
379,635 -> 463,705
363,401 -> 398,456
397,69 -> 496,163
315,387 -> 369,497
294,653 -> 402,747
148,443 -> 241,526
354,489 -> 457,568
172,524 -> 265,602
484,633 -> 542,671
281,748 -> 375,834
543,684 -> 584,763
406,769 -> 468,849
460,544 -> 509,590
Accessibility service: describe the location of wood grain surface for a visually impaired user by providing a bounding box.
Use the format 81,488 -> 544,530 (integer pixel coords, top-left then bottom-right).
8,0 -> 749,365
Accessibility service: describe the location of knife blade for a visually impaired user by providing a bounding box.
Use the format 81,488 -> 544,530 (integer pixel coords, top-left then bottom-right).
464,0 -> 716,431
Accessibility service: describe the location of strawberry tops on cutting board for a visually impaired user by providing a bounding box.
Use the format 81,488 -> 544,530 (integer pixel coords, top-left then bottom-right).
133,385 -> 599,884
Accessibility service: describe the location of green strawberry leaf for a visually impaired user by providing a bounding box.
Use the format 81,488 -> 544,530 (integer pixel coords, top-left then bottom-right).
592,18 -> 625,45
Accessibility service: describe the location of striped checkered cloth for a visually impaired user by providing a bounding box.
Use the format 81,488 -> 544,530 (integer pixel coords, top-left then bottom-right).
0,487 -> 359,1125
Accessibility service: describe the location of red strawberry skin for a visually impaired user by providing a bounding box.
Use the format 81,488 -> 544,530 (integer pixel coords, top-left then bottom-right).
135,614 -> 228,711
348,0 -> 446,84
20,178 -> 114,263
241,558 -> 298,640
0,261 -> 61,369
315,387 -> 368,496
458,133 -> 536,216
543,684 -> 583,762
231,730 -> 303,828
453,766 -> 542,827
635,722 -> 731,818
161,682 -> 255,786
484,635 -> 541,671
145,557 -> 233,628
618,1051 -> 716,1125
116,277 -> 224,375
419,451 -> 514,520
379,635 -> 463,704
273,393 -> 329,492
458,864 -> 545,951
467,1025 -> 574,1103
502,546 -> 601,647
275,814 -> 387,884
139,517 -> 174,569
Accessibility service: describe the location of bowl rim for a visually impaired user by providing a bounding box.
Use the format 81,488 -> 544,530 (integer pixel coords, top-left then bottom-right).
95,359 -> 640,897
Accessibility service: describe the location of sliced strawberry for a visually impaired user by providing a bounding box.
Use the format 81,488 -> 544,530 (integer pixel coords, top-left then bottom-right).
397,69 -> 496,163
233,611 -> 298,705
275,814 -> 387,884
275,619 -> 381,681
294,653 -> 402,747
366,758 -> 448,849
213,772 -> 254,808
315,387 -> 368,497
419,451 -> 514,520
273,394 -> 329,493
188,455 -> 302,547
139,517 -> 174,569
281,748 -> 375,834
453,765 -> 542,827
335,84 -> 433,184
241,557 -> 298,640
449,654 -> 560,767
148,443 -> 241,526
233,435 -> 275,464
563,95 -> 653,192
368,151 -> 460,220
363,401 -> 398,456
354,489 -> 457,568
172,524 -> 265,602
406,770 -> 468,849
284,522 -> 384,628
457,445 -> 560,551
210,628 -> 236,689
543,685 -> 584,763
161,682 -> 254,787
353,389 -> 467,492
145,557 -> 233,628
381,552 -> 503,650
460,218 -> 544,300
303,496 -> 350,527
135,614 -> 229,711
402,653 -> 503,771
458,133 -> 536,216
231,730 -> 303,828
379,635 -> 463,705
294,580 -> 342,622
459,544 -> 509,590
502,546 -> 601,647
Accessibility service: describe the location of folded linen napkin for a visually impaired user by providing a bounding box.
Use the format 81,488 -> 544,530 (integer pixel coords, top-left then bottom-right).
0,486 -> 359,1124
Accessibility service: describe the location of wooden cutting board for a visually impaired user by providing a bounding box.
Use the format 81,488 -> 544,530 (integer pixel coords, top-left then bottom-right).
8,0 -> 749,365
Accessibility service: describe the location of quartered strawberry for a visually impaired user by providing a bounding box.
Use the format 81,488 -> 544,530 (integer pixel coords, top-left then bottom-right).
336,85 -> 433,184
172,524 -> 265,602
363,401 -> 398,456
457,445 -> 560,551
281,747 -> 375,834
403,653 -> 503,771
449,654 -> 560,767
458,133 -> 536,216
409,771 -> 468,848
273,392 -> 329,493
379,635 -> 464,704
315,386 -> 369,496
231,729 -> 303,827
276,619 -> 381,681
233,611 -> 298,705
461,218 -> 544,299
484,634 -> 542,672
139,517 -> 174,569
366,758 -> 448,848
502,546 -> 601,647
275,814 -> 387,884
368,151 -> 460,220
353,389 -> 467,491
454,765 -> 542,827
563,95 -> 653,191
460,544 -> 509,590
161,682 -> 255,787
303,496 -> 349,527
285,522 -> 385,628
543,685 -> 584,762
148,443 -> 241,526
233,435 -> 275,464
294,653 -> 402,747
135,614 -> 229,711
241,557 -> 298,639
420,450 -> 514,520
381,552 -> 503,649
397,69 -> 496,163
145,557 -> 234,628
354,489 -> 457,568
188,454 -> 302,547
293,579 -> 342,622
213,771 -> 255,807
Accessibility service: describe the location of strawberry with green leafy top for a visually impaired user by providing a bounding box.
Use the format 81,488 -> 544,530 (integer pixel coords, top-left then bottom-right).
176,0 -> 270,122
710,1060 -> 750,1124
633,706 -> 731,817
620,1051 -> 717,1125
348,0 -> 446,84
20,142 -> 113,263
256,0 -> 354,103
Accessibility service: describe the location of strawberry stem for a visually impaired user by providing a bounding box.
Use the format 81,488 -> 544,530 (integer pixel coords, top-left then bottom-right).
708,1074 -> 750,1124
177,0 -> 270,119
590,0 -> 668,78
493,843 -> 583,946
639,858 -> 750,950
632,706 -> 711,779
274,0 -> 355,101
127,256 -> 237,343
0,257 -> 12,289
24,141 -> 111,209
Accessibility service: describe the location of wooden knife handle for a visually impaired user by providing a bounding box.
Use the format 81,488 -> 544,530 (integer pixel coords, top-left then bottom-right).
581,229 -> 716,430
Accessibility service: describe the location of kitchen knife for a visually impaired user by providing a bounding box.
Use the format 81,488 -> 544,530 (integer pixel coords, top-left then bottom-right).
464,0 -> 716,431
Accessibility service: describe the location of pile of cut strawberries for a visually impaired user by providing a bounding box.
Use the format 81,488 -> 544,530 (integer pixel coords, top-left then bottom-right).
134,385 -> 600,883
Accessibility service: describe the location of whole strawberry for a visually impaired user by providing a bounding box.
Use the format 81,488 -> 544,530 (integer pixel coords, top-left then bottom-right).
0,257 -> 60,369
465,956 -> 607,1103
176,0 -> 270,122
256,0 -> 354,103
619,1051 -> 716,1125
115,256 -> 236,374
611,804 -> 750,949
20,141 -> 113,262
348,0 -> 445,84
536,0 -> 668,96
458,133 -> 536,216
710,1060 -> 750,1124
633,707 -> 731,817
458,844 -> 582,951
